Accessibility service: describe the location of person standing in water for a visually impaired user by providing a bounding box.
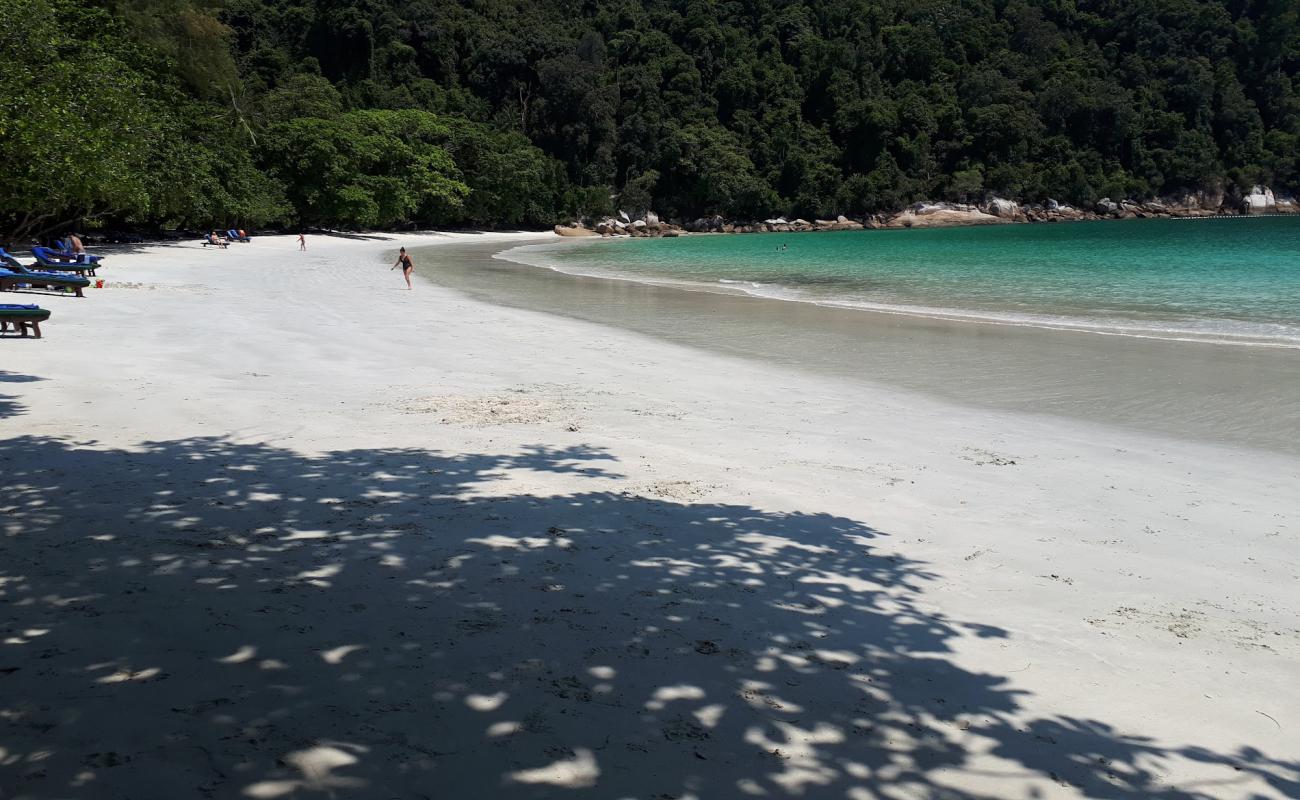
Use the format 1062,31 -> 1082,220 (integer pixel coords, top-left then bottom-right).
297,233 -> 306,251
392,247 -> 414,289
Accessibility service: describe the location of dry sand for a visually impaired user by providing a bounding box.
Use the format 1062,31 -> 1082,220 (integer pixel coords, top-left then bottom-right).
0,232 -> 1296,799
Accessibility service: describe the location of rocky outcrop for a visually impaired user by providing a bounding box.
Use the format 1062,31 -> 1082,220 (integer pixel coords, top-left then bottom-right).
805,215 -> 863,231
583,211 -> 689,237
679,215 -> 863,233
684,214 -> 726,232
885,203 -> 1006,228
1243,185 -> 1277,213
554,223 -> 596,237
556,184 -> 1297,239
987,197 -> 1020,219
1020,201 -> 1087,222
1163,186 -> 1226,213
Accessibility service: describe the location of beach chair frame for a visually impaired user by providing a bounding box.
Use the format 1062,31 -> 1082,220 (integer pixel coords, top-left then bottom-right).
0,309 -> 48,338
30,247 -> 99,276
0,273 -> 85,298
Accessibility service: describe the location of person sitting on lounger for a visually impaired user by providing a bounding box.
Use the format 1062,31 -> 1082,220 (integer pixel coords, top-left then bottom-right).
207,232 -> 228,249
67,233 -> 94,264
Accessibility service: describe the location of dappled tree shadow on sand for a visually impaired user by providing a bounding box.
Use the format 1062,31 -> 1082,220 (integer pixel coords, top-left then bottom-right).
0,436 -> 1294,798
0,371 -> 41,419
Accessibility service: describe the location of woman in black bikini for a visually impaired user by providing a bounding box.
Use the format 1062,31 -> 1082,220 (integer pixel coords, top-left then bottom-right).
391,247 -> 414,290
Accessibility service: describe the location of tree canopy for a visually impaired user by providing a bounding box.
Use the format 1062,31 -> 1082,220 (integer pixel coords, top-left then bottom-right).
3,0 -> 1297,237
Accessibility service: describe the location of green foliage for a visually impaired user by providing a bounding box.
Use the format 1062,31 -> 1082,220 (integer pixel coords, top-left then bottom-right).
220,0 -> 1286,218
659,124 -> 778,217
255,72 -> 345,125
441,119 -> 567,227
1,0 -> 291,239
150,109 -> 292,228
0,0 -> 158,238
619,170 -> 660,218
106,0 -> 240,98
4,0 -> 1300,237
261,110 -> 469,228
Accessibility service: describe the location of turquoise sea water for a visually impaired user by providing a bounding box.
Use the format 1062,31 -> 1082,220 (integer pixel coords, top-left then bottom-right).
501,217 -> 1300,347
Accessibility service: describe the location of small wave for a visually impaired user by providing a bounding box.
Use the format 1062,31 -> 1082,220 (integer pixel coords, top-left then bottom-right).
810,296 -> 1300,348
494,243 -> 1300,349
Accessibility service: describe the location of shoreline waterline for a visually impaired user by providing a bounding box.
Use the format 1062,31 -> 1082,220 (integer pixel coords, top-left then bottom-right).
498,239 -> 1300,350
413,236 -> 1300,456
499,218 -> 1300,350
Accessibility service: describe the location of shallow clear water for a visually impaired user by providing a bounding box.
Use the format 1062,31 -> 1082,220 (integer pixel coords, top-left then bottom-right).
505,218 -> 1300,347
413,236 -> 1300,454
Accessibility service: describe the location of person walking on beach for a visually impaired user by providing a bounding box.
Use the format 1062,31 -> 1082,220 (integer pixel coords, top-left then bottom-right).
297,233 -> 306,251
392,247 -> 414,290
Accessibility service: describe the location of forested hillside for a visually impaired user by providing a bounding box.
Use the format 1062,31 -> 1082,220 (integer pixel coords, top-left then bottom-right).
3,0 -> 1297,237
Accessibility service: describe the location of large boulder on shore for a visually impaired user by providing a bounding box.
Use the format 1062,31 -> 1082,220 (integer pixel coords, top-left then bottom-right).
1244,185 -> 1276,212
812,217 -> 864,231
988,197 -> 1019,218
554,224 -> 595,237
885,207 -> 1005,228
1166,186 -> 1226,213
687,214 -> 726,232
595,218 -> 629,235
1095,198 -> 1119,214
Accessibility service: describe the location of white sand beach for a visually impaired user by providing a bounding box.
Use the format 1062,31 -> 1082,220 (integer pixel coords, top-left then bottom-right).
1,232 -> 1297,799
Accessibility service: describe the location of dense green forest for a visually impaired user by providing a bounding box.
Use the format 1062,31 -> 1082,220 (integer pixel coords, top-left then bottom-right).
2,0 -> 1297,237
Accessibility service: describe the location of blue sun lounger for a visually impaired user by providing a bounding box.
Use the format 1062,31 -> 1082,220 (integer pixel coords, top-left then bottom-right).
49,241 -> 105,264
0,266 -> 89,297
31,246 -> 101,275
226,229 -> 251,242
0,304 -> 50,338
